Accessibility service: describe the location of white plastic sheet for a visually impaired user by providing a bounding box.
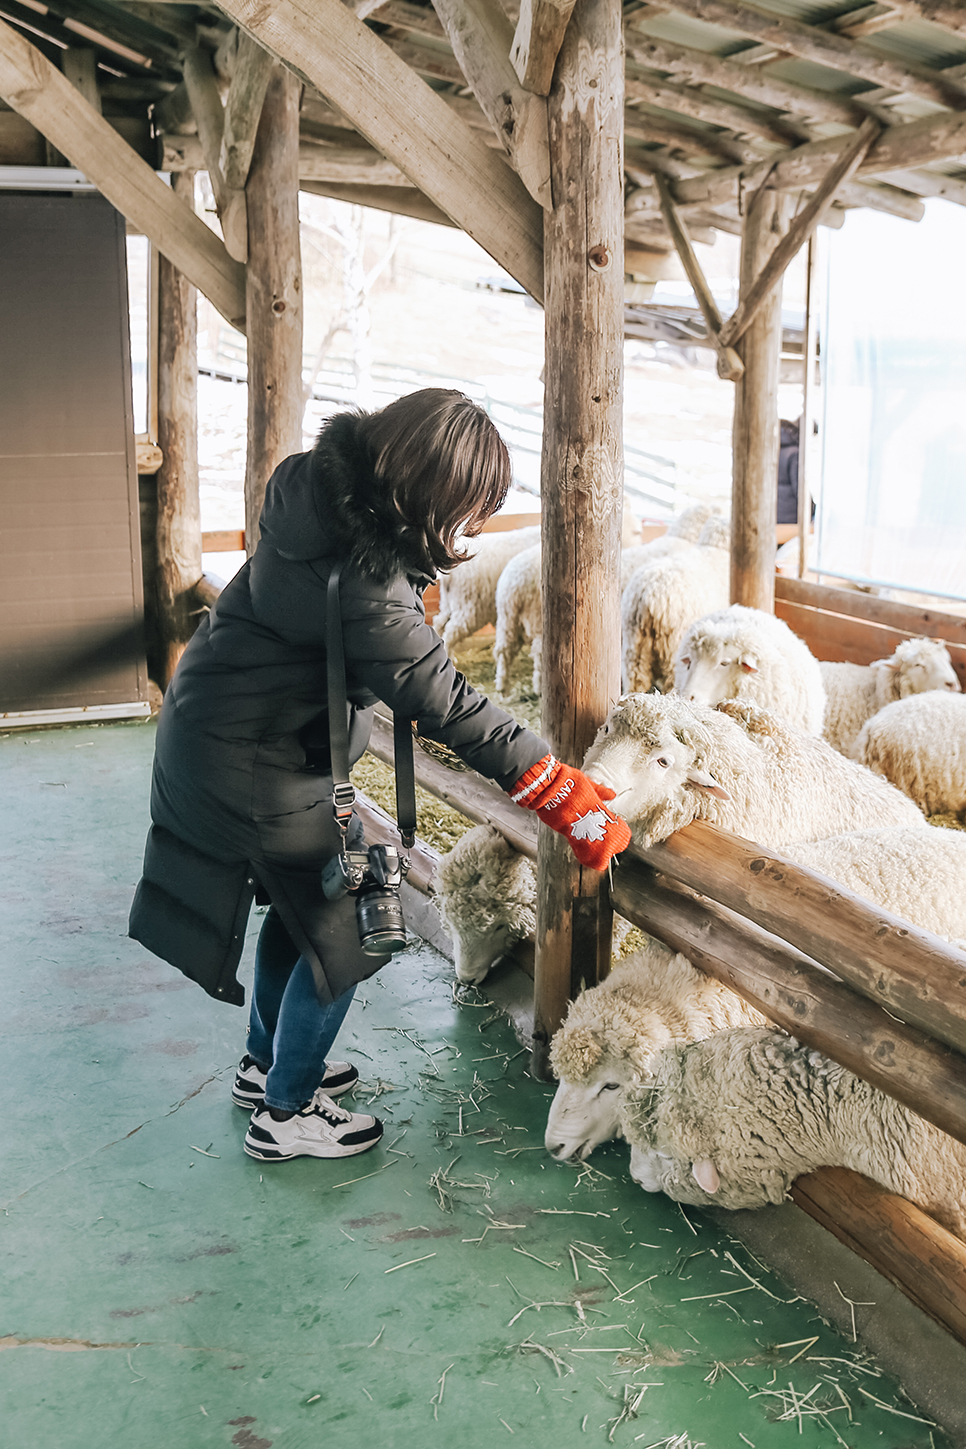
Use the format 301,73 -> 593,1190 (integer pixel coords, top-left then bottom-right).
817,201 -> 966,600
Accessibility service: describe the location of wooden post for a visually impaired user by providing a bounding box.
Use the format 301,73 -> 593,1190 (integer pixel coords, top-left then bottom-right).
532,0 -> 624,1079
244,65 -> 303,553
154,170 -> 203,691
730,183 -> 792,612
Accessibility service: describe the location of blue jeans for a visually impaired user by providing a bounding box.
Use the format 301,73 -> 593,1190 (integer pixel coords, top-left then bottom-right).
246,907 -> 356,1112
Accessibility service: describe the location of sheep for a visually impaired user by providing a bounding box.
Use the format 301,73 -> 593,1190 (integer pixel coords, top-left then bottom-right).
853,690 -> 966,818
580,694 -> 926,851
621,516 -> 731,695
433,822 -> 639,986
674,604 -> 826,735
544,940 -> 767,1162
493,543 -> 542,694
491,506 -> 718,696
543,823 -> 966,1163
820,635 -> 960,756
432,525 -> 540,660
622,1027 -> 966,1240
432,824 -> 536,985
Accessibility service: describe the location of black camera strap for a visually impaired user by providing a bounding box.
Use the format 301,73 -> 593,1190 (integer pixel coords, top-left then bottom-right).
326,564 -> 417,852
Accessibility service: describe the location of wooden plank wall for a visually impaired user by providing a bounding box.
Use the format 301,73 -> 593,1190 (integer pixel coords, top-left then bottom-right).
775,576 -> 966,690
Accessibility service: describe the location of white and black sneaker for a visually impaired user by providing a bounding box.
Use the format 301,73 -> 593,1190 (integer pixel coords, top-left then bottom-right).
231,1055 -> 360,1111
244,1090 -> 383,1162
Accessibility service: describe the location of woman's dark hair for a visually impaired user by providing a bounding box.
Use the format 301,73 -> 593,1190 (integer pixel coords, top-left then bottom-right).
358,388 -> 512,574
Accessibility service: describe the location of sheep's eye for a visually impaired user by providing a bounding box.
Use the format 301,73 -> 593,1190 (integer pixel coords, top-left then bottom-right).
656,756 -> 671,769
680,657 -> 690,669
599,1082 -> 621,1093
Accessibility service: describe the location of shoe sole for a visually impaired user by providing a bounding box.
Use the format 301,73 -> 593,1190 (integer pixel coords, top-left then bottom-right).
243,1125 -> 383,1162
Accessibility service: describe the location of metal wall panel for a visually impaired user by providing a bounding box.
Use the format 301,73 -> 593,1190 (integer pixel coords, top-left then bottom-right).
0,193 -> 148,712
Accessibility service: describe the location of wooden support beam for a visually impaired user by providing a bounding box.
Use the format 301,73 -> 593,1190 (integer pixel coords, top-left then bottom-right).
216,0 -> 546,303
610,860 -> 966,1151
791,1168 -> 966,1348
220,29 -> 274,190
510,0 -> 576,96
719,118 -> 880,351
662,0 -> 966,110
244,66 -> 303,551
62,47 -> 100,111
533,0 -> 623,1078
154,169 -> 203,692
299,179 -> 455,227
624,64 -> 798,147
299,142 -> 414,187
181,45 -> 248,262
634,823 -> 966,1059
654,173 -> 744,381
731,180 -> 791,612
0,19 -> 246,330
430,0 -> 551,207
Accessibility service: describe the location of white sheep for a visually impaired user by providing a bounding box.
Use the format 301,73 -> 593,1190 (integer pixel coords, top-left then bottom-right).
853,690 -> 966,818
623,1026 -> 966,1240
674,604 -> 826,735
493,543 -> 542,695
621,516 -> 731,695
544,822 -> 966,1163
432,525 -> 540,660
432,822 -> 641,987
491,508 -> 716,696
820,635 -> 960,757
432,823 -> 536,985
581,693 -> 925,851
544,940 -> 767,1162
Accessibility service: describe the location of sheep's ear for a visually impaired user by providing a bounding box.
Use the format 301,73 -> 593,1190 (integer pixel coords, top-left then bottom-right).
692,1158 -> 720,1194
685,767 -> 731,802
739,654 -> 759,675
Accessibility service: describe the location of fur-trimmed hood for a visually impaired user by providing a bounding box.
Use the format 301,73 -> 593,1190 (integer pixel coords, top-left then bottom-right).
258,411 -> 433,585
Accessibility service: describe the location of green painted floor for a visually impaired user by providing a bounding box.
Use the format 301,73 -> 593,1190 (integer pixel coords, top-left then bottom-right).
0,721 -> 954,1449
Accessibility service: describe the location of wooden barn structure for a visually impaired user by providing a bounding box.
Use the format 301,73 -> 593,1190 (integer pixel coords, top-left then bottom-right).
3,0 -> 966,1346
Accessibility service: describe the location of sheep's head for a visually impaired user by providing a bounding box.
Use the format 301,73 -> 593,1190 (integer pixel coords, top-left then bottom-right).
884,636 -> 962,700
623,1049 -> 792,1210
674,608 -> 761,709
433,825 -> 536,985
544,990 -> 679,1162
581,694 -> 730,845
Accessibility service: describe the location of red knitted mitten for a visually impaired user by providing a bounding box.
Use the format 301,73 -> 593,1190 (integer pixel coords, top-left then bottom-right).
509,754 -> 631,871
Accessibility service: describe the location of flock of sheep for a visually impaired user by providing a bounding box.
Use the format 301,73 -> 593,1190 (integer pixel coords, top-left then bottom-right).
429,507 -> 966,1241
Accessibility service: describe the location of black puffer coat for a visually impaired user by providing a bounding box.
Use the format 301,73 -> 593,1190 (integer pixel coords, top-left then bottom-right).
129,413 -> 549,1006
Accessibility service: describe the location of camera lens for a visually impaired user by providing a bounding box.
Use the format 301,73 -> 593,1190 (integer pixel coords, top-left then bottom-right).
356,884 -> 407,956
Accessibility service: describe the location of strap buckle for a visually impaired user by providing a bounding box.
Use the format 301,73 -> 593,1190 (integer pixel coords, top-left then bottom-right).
333,781 -> 356,823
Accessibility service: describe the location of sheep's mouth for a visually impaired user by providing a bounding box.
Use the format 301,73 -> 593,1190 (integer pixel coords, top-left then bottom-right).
550,1139 -> 591,1163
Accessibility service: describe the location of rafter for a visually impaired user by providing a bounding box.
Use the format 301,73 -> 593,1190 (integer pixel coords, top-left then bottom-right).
430,0 -> 551,207
660,0 -> 966,110
215,0 -> 545,303
0,15 -> 246,328
670,107 -> 966,209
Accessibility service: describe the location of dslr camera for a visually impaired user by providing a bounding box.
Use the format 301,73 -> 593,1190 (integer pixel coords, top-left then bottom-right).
321,843 -> 409,956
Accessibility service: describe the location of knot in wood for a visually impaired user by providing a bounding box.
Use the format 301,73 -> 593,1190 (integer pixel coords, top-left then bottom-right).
271,299 -> 287,316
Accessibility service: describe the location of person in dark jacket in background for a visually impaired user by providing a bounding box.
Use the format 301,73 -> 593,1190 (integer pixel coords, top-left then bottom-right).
130,389 -> 630,1166
776,418 -> 800,527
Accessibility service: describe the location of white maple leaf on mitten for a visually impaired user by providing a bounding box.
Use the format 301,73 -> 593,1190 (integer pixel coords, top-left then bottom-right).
569,809 -> 609,843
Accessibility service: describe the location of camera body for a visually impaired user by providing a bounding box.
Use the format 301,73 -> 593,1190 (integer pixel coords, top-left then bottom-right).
321,843 -> 409,957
